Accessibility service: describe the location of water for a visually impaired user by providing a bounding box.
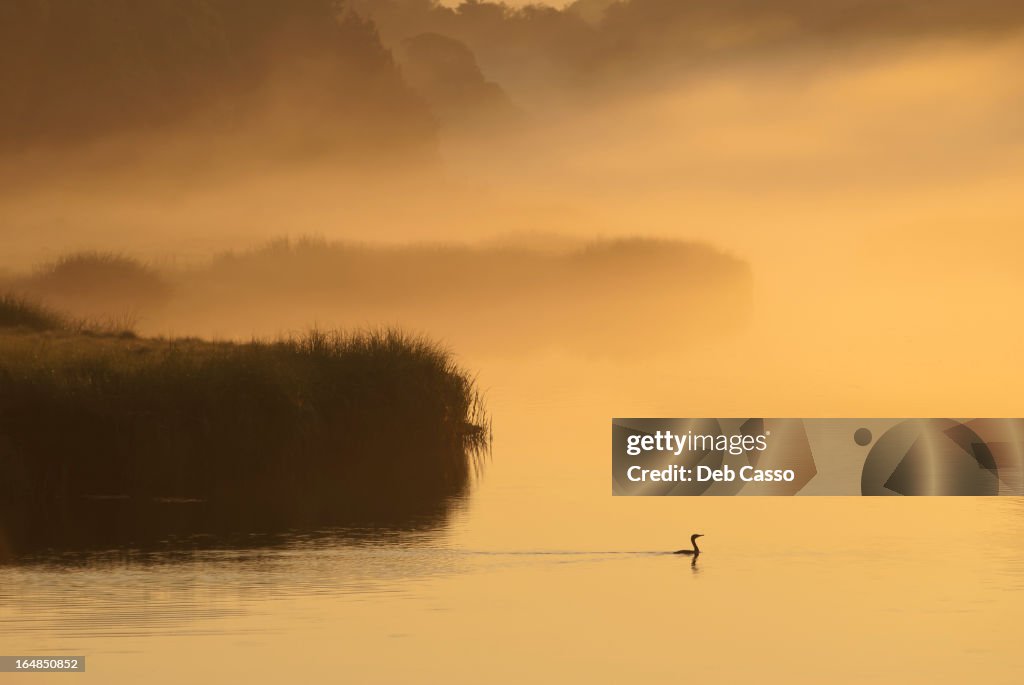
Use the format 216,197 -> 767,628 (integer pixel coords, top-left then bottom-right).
3,355 -> 1024,684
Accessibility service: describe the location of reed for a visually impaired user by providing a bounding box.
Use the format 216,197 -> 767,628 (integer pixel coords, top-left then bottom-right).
0,294 -> 66,331
162,236 -> 753,355
12,251 -> 168,322
0,310 -> 488,551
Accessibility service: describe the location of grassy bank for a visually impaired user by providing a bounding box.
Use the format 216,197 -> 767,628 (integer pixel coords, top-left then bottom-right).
0,299 -> 487,553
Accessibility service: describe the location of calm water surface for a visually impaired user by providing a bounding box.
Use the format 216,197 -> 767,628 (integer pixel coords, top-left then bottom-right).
3,357 -> 1024,684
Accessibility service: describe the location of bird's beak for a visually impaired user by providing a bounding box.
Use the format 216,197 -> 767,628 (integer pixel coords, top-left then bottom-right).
697,534 -> 704,538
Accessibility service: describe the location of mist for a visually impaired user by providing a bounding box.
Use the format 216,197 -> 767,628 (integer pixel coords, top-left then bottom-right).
2,0 -> 1023,415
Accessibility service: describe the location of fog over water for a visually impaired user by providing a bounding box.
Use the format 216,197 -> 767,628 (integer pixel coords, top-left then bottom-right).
2,2 -> 1023,683
6,33 -> 1023,402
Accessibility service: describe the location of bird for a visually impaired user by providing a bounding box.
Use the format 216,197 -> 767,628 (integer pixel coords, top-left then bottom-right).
674,533 -> 704,555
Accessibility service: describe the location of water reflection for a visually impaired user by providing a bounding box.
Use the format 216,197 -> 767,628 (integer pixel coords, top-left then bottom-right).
0,526 -> 463,639
0,535 -> 680,643
1,497 -> 1022,685
0,494 -> 472,564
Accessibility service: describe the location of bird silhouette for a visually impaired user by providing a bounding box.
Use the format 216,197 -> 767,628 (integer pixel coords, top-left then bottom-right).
674,533 -> 704,555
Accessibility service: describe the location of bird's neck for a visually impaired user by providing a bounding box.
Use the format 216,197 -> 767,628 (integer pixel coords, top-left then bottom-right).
691,537 -> 700,554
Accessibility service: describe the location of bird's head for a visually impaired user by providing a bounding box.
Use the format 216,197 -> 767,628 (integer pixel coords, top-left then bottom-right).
692,533 -> 704,539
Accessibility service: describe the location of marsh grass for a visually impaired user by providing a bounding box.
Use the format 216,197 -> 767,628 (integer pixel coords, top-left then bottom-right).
163,236 -> 753,354
0,319 -> 488,552
0,293 -> 138,337
14,251 -> 169,322
0,294 -> 66,331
